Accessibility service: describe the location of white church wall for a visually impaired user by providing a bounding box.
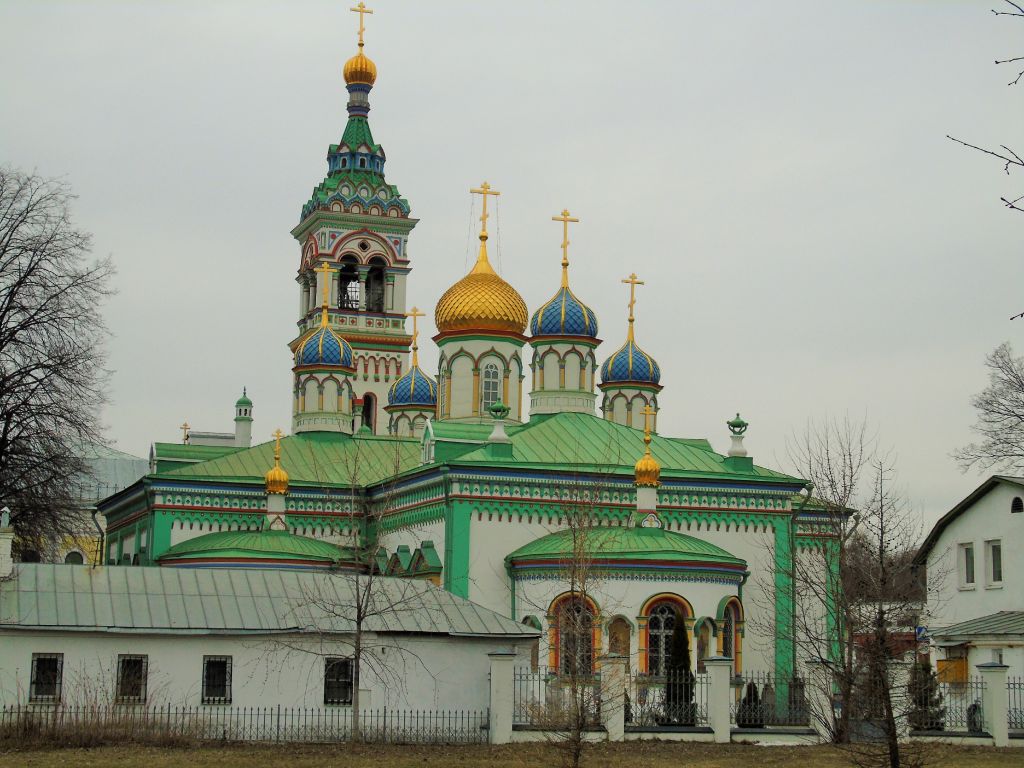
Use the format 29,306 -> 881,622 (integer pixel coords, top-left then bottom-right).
0,629 -> 529,711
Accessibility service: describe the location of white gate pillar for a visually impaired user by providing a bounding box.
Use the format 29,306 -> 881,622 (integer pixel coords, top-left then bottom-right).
977,661 -> 1009,747
801,657 -> 835,744
488,651 -> 516,745
597,654 -> 627,741
704,657 -> 733,743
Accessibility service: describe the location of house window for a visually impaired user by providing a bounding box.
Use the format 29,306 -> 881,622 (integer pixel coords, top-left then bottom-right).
557,597 -> 594,676
202,656 -> 232,704
324,657 -> 353,705
116,655 -> 148,703
958,543 -> 975,587
30,653 -> 63,703
647,602 -> 680,677
986,540 -> 1002,585
1012,497 -> 1023,514
481,363 -> 500,411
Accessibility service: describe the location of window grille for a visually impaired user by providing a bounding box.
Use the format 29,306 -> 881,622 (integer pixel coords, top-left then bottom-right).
30,653 -> 63,703
324,657 -> 354,705
647,603 -> 678,677
481,364 -> 500,411
1013,496 -> 1023,514
202,656 -> 232,705
557,598 -> 594,676
116,655 -> 148,703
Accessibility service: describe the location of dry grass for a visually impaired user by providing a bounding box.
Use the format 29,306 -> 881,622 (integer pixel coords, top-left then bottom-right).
0,742 -> 1019,768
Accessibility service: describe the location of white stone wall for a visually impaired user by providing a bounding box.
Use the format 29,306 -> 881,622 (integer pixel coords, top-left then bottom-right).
0,629 -> 529,711
437,337 -> 525,422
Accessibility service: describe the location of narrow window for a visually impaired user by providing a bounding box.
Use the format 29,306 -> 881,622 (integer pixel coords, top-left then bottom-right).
359,157 -> 366,168
30,653 -> 63,703
558,598 -> 594,676
202,656 -> 232,704
986,540 -> 1003,584
1012,497 -> 1023,514
647,603 -> 679,677
481,363 -> 500,411
116,655 -> 148,703
324,657 -> 353,705
959,543 -> 975,586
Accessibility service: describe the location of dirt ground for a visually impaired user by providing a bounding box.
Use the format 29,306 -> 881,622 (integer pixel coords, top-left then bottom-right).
0,742 -> 1020,768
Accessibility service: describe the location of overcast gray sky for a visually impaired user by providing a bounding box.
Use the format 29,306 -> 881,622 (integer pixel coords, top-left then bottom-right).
1,1 -> 1020,526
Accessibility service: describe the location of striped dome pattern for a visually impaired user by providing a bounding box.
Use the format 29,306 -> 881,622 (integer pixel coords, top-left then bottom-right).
530,286 -> 599,338
600,339 -> 661,385
388,365 -> 437,408
295,326 -> 354,368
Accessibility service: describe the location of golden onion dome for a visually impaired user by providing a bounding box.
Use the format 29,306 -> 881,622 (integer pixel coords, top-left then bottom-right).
343,48 -> 377,86
435,237 -> 528,335
634,450 -> 661,488
265,464 -> 289,495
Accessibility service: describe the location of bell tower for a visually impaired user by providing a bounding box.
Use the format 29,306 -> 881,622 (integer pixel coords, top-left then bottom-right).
289,3 -> 418,435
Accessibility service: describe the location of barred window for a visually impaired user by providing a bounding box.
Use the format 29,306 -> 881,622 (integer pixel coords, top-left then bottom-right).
647,603 -> 679,677
30,653 -> 63,703
324,657 -> 353,705
557,598 -> 594,676
202,656 -> 232,705
116,655 -> 148,703
481,363 -> 500,411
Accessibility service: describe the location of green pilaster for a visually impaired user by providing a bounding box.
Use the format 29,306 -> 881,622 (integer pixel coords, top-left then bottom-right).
443,500 -> 471,599
773,517 -> 795,682
825,537 -> 842,665
150,513 -> 172,560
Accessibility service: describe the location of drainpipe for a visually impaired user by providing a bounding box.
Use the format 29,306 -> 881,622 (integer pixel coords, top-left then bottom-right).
91,508 -> 104,568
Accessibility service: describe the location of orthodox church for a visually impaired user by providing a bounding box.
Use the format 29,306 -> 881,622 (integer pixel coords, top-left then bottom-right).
97,6 -> 833,685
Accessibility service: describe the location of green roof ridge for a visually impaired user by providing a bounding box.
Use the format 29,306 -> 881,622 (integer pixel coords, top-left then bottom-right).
158,529 -> 350,563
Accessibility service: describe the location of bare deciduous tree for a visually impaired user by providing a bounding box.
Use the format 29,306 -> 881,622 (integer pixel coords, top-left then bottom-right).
0,168 -> 114,559
955,341 -> 1024,472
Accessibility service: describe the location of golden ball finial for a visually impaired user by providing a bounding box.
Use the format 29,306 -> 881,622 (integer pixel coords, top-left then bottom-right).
265,429 -> 289,495
634,405 -> 661,487
343,49 -> 377,86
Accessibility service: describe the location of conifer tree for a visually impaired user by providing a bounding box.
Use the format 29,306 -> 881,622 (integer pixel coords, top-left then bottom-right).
907,661 -> 945,732
664,617 -> 695,725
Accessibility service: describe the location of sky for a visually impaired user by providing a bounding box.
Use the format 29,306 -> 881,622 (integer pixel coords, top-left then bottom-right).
0,1 -> 1020,528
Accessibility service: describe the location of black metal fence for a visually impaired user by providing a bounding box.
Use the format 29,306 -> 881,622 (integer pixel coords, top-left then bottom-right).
512,667 -> 601,728
730,671 -> 809,727
0,705 -> 489,745
626,671 -> 710,728
1009,677 -> 1024,732
908,678 -> 985,733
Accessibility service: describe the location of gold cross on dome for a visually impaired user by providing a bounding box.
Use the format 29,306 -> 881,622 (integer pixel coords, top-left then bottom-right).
552,209 -> 579,285
350,2 -> 373,47
272,428 -> 285,460
640,404 -> 656,443
407,306 -> 425,364
470,181 -> 501,235
314,261 -> 338,325
622,272 -> 644,323
180,421 -> 190,444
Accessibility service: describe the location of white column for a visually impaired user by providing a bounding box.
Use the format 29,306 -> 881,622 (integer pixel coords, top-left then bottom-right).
315,269 -> 326,311
330,274 -> 339,307
704,657 -> 733,744
0,514 -> 14,578
801,657 -> 835,744
385,274 -> 395,312
358,269 -> 368,312
487,651 -> 516,745
888,657 -> 912,742
298,280 -> 308,317
977,662 -> 1009,747
598,654 -> 627,741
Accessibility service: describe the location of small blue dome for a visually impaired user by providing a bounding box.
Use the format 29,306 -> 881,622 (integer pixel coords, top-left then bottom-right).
388,365 -> 437,408
530,286 -> 599,338
600,338 -> 661,385
295,326 -> 354,368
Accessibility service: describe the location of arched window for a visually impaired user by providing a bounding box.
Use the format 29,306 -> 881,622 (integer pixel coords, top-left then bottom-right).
362,393 -> 376,433
696,619 -> 716,673
647,602 -> 679,677
722,601 -> 742,674
1012,496 -> 1023,514
608,617 -> 631,660
557,598 -> 595,676
481,363 -> 500,411
338,258 -> 359,310
63,551 -> 84,565
366,258 -> 386,312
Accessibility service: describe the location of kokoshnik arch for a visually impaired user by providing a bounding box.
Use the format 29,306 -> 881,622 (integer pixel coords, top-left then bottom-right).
97,4 -> 841,682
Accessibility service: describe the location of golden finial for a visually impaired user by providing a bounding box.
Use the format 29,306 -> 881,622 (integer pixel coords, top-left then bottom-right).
621,272 -> 644,342
265,428 -> 289,495
552,209 -> 579,288
407,306 -> 425,366
351,2 -> 373,49
469,181 -> 501,273
180,421 -> 190,444
634,404 -> 661,487
314,261 -> 339,328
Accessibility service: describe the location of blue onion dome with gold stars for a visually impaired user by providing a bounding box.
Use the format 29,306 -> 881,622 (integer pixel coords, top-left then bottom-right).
531,209 -> 598,339
600,272 -> 661,385
295,324 -> 354,368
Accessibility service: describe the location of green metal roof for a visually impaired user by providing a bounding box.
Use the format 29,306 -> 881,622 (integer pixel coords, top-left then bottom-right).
932,611 -> 1024,638
506,525 -> 746,567
157,431 -> 421,488
0,564 -> 540,638
449,412 -> 801,483
157,530 -> 351,564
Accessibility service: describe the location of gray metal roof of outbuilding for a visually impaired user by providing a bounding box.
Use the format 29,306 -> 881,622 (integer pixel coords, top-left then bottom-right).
931,611 -> 1024,638
0,564 -> 540,639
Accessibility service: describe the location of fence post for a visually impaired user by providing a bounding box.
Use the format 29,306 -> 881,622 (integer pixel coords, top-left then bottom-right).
801,657 -> 834,744
977,662 -> 1009,747
704,656 -> 732,743
597,653 -> 626,742
487,650 -> 516,745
